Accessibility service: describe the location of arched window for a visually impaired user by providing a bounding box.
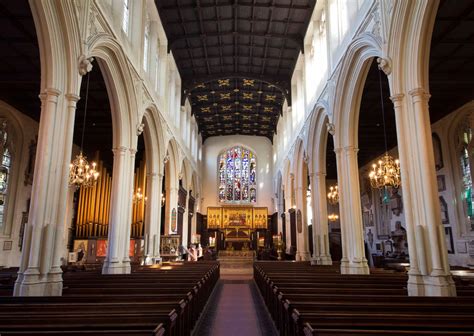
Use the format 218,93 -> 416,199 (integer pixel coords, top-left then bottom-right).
457,118 -> 474,232
0,120 -> 11,229
218,146 -> 256,203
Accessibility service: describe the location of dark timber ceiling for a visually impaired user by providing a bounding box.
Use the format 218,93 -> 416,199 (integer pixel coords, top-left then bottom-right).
326,0 -> 474,180
155,0 -> 316,141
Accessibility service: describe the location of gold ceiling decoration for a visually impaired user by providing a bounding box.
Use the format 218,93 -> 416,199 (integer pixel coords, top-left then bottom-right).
233,88 -> 240,92
265,95 -> 276,102
234,101 -> 240,105
261,125 -> 270,129
223,115 -> 232,121
243,93 -> 253,100
220,93 -> 231,100
201,107 -> 211,113
243,124 -> 250,128
262,116 -> 271,122
243,105 -> 253,111
195,83 -> 206,89
218,79 -> 230,86
243,79 -> 255,86
197,95 -> 208,101
213,103 -> 218,106
257,90 -> 263,94
264,107 -> 273,113
208,130 -> 216,134
221,105 -> 232,111
242,115 -> 251,120
203,117 -> 213,122
268,84 -> 275,88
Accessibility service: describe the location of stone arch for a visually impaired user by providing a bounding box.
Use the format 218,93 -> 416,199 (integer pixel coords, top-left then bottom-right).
332,34 -> 383,149
142,105 -> 166,175
88,35 -> 138,150
307,105 -> 331,175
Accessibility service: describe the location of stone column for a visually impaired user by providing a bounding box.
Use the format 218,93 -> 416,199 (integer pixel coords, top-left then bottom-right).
335,146 -> 369,274
295,184 -> 311,261
310,172 -> 332,265
120,148 -> 136,268
182,188 -> 190,245
102,146 -> 131,274
166,186 -> 179,235
15,89 -> 76,296
144,172 -> 163,264
391,91 -> 456,296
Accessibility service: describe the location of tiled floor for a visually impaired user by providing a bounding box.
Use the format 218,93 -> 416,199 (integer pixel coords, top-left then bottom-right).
193,279 -> 278,336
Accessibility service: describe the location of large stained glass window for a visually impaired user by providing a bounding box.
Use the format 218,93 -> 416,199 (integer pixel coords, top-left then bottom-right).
218,146 -> 256,203
0,120 -> 11,229
458,120 -> 474,231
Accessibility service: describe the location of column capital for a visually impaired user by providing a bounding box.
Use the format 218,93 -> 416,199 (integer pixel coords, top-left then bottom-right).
408,88 -> 431,102
39,88 -> 61,103
343,146 -> 359,154
129,148 -> 137,156
65,93 -> 81,103
112,146 -> 128,155
390,93 -> 405,105
147,172 -> 164,179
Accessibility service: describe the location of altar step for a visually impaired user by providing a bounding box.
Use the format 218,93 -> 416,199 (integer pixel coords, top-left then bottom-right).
218,253 -> 255,277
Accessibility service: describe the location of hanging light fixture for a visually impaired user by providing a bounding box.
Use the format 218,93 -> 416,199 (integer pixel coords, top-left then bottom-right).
69,71 -> 99,189
368,68 -> 401,190
133,188 -> 147,204
328,213 -> 339,222
161,192 -> 166,207
327,185 -> 339,205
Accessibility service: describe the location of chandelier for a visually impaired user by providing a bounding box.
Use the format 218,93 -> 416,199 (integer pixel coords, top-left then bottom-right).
161,192 -> 166,207
69,71 -> 99,189
368,67 -> 401,189
369,153 -> 401,189
328,213 -> 339,222
133,188 -> 147,204
327,185 -> 339,205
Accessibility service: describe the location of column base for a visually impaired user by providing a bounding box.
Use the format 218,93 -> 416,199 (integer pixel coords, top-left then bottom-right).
340,259 -> 370,274
310,254 -> 333,265
102,260 -> 131,274
14,269 -> 63,296
407,273 -> 457,296
296,251 -> 311,261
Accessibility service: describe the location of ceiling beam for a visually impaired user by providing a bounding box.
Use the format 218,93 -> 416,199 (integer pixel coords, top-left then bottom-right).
169,31 -> 304,51
158,1 -> 313,11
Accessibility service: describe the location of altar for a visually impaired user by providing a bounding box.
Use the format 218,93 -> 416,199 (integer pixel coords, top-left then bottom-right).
206,206 -> 268,251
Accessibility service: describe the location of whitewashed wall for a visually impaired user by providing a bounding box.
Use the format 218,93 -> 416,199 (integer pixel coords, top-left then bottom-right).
201,135 -> 274,212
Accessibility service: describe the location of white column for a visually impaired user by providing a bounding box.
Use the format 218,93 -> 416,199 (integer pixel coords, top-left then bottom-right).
310,172 -> 332,265
336,146 -> 369,274
182,189 -> 190,245
144,172 -> 163,264
165,186 -> 179,235
120,148 -> 136,269
295,185 -> 311,261
391,91 -> 456,296
102,146 -> 131,274
15,89 -> 76,296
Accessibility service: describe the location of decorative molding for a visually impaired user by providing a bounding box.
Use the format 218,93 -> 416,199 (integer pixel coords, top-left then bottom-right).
78,55 -> 94,76
136,123 -> 145,136
327,122 -> 335,135
377,57 -> 392,76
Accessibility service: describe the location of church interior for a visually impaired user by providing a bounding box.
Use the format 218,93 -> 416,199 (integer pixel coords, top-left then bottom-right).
0,0 -> 474,335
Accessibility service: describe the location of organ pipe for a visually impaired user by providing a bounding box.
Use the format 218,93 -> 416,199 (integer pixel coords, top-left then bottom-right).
75,154 -> 147,239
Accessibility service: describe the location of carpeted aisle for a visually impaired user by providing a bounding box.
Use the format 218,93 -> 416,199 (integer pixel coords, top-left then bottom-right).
193,279 -> 278,336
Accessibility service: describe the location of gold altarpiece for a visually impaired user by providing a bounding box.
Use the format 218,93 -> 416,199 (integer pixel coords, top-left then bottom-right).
207,206 -> 267,250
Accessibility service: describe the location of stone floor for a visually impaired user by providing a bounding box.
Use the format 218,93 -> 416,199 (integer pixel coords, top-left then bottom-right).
193,268 -> 278,336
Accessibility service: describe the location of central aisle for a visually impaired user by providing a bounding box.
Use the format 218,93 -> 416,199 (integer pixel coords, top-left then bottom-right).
193,272 -> 278,335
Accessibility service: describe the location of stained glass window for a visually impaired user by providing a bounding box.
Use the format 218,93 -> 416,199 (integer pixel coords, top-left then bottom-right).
0,120 -> 11,229
218,146 -> 256,203
458,121 -> 474,231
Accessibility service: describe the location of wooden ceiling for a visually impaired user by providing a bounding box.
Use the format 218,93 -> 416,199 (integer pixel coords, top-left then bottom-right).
155,0 -> 316,141
0,1 -> 472,175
